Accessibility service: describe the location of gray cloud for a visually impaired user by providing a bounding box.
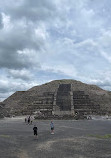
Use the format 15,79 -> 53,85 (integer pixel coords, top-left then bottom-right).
0,20 -> 44,69
1,0 -> 56,22
0,13 -> 3,29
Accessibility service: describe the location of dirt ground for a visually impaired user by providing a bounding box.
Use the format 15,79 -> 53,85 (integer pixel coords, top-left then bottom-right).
0,117 -> 111,158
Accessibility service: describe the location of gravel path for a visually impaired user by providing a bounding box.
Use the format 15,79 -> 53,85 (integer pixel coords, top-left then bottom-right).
0,117 -> 111,158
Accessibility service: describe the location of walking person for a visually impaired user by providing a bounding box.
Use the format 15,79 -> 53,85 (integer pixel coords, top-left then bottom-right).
30,116 -> 33,124
28,116 -> 30,124
25,117 -> 27,123
50,121 -> 54,134
33,125 -> 38,139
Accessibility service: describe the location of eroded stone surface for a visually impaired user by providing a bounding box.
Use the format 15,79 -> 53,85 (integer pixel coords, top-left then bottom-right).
2,80 -> 111,117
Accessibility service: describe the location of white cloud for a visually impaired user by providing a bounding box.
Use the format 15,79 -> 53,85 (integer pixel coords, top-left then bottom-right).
2,13 -> 12,30
0,0 -> 111,100
42,64 -> 78,78
100,51 -> 111,63
7,69 -> 34,80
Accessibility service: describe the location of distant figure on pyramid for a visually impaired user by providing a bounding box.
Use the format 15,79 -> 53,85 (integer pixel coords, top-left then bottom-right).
50,121 -> 54,134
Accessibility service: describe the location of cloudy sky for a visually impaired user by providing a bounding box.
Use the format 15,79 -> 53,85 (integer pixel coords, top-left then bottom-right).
0,0 -> 111,101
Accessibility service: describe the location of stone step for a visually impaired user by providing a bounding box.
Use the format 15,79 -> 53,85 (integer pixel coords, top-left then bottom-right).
73,101 -> 91,104
75,109 -> 100,112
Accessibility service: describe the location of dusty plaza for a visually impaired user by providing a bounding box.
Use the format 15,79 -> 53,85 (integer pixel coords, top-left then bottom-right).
0,117 -> 111,158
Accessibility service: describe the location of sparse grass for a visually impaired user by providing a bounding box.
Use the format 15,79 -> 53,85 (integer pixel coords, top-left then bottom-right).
0,135 -> 10,138
88,134 -> 111,139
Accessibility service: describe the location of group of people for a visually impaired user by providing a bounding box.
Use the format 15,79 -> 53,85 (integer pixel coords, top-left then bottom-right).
25,115 -> 33,124
24,116 -> 54,139
33,121 -> 54,139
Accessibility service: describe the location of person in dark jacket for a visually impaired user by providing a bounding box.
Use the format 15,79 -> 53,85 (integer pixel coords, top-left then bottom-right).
28,116 -> 30,124
33,125 -> 38,138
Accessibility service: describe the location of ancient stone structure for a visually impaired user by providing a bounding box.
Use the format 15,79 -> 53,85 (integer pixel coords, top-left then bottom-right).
2,79 -> 111,117
21,84 -> 100,116
52,84 -> 100,116
0,102 -> 9,118
7,85 -> 100,116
